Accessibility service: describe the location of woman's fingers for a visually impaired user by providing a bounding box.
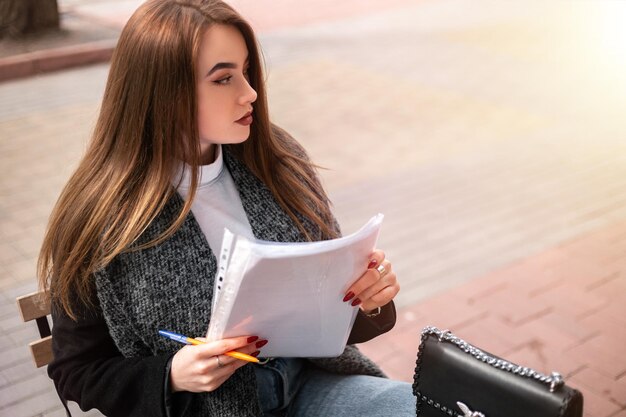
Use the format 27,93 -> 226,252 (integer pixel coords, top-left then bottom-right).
344,258 -> 391,305
189,358 -> 238,392
169,335 -> 268,393
355,261 -> 396,303
194,335 -> 260,358
198,338 -> 265,388
342,248 -> 401,312
360,283 -> 400,313
368,250 -> 385,267
209,339 -> 265,368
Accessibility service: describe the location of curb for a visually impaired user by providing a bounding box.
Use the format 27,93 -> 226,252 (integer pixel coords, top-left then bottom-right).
0,38 -> 117,83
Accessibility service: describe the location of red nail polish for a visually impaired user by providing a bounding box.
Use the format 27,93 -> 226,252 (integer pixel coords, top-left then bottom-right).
247,336 -> 259,343
251,350 -> 260,357
351,298 -> 362,307
367,259 -> 378,269
256,340 -> 268,348
343,292 -> 355,302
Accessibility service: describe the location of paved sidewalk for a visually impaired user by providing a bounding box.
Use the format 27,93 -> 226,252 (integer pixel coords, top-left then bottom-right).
1,1 -> 626,416
0,0 -> 416,81
360,220 -> 626,417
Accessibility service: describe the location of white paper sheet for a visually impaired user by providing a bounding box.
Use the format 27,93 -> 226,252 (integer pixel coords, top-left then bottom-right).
206,214 -> 384,357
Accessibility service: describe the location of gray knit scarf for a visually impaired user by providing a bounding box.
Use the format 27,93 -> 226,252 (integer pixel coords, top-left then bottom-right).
95,147 -> 385,416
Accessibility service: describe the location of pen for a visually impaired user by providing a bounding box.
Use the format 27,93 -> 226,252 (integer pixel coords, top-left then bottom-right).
158,330 -> 260,363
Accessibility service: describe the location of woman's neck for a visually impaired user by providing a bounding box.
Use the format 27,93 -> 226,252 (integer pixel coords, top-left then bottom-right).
200,143 -> 216,165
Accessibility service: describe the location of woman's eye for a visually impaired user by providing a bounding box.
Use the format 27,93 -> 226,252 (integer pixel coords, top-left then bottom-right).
215,75 -> 232,85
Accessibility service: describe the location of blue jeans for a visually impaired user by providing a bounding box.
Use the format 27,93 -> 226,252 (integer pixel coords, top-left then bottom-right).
253,358 -> 415,416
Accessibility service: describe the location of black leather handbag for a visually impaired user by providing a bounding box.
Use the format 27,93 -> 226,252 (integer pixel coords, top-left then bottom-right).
413,326 -> 584,417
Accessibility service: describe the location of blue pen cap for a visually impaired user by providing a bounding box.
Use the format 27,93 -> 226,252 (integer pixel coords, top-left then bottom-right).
158,330 -> 190,344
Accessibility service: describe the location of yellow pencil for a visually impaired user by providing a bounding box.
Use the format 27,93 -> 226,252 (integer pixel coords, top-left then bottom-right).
159,330 -> 260,363
224,350 -> 260,363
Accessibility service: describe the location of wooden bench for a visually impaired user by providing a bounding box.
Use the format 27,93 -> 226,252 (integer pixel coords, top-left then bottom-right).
16,290 -> 75,416
16,289 -> 53,367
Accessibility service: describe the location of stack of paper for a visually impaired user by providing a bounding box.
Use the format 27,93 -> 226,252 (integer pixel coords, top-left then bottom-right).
206,214 -> 384,357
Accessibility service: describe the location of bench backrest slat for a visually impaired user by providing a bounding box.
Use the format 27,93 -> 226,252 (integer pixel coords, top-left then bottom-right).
16,290 -> 53,368
30,335 -> 53,368
16,291 -> 51,322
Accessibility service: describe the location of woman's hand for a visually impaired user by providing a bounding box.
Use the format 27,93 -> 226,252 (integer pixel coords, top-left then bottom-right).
343,249 -> 400,314
169,335 -> 267,393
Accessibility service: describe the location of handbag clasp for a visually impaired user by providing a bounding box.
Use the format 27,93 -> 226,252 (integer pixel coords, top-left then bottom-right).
457,401 -> 486,417
438,329 -> 451,342
549,371 -> 564,393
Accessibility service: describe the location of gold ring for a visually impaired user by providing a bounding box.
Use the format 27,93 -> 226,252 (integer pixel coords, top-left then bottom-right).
215,356 -> 225,368
376,264 -> 388,278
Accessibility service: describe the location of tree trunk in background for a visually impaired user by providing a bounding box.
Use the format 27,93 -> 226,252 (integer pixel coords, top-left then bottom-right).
0,0 -> 60,39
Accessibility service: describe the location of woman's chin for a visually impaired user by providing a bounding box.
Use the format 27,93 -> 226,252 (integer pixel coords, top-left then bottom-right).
230,132 -> 251,144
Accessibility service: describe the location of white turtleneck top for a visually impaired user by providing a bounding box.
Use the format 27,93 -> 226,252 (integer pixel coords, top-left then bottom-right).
174,145 -> 254,256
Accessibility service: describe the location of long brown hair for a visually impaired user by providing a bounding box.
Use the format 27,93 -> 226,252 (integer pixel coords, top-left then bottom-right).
38,0 -> 337,319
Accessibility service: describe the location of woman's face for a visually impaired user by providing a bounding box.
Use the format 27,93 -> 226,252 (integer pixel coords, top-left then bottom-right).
195,24 -> 258,164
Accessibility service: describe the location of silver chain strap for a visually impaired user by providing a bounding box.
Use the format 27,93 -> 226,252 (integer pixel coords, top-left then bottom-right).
422,326 -> 564,393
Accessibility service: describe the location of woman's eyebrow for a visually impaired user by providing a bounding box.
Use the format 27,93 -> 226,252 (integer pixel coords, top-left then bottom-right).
207,62 -> 236,76
206,55 -> 249,77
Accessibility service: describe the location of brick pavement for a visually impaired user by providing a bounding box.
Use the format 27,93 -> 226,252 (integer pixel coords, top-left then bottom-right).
1,0 -> 626,416
360,220 -> 626,416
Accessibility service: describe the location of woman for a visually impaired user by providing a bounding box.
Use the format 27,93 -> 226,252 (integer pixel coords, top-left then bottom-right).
38,0 -> 415,415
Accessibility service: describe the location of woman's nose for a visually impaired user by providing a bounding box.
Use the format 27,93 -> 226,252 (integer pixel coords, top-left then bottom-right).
240,80 -> 257,105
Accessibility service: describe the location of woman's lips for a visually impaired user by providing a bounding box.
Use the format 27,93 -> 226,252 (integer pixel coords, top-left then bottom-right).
235,112 -> 253,126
